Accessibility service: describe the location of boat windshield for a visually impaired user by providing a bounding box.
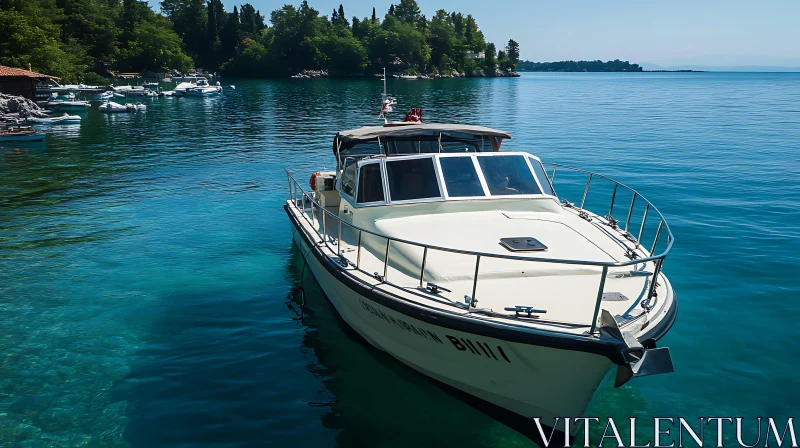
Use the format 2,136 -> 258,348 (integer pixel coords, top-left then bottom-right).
385,158 -> 442,201
439,157 -> 485,197
346,153 -> 554,208
476,155 -> 541,195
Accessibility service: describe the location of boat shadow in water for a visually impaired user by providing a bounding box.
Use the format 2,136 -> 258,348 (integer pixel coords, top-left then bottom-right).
286,245 -> 547,447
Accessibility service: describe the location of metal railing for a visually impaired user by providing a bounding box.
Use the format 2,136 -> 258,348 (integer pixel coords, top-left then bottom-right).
285,165 -> 673,335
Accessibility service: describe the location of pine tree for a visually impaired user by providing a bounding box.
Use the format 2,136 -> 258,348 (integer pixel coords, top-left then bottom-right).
207,0 -> 217,43
371,7 -> 376,22
388,4 -> 394,16
506,39 -> 520,66
220,4 -> 240,60
337,4 -> 348,27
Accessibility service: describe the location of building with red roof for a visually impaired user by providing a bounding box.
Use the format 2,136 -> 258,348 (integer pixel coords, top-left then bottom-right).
0,65 -> 58,100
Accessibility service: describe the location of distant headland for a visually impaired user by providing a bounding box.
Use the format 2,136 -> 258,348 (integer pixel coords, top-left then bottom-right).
516,60 -> 701,73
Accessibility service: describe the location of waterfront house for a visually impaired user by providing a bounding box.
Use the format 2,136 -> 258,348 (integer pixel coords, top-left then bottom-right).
0,65 -> 58,100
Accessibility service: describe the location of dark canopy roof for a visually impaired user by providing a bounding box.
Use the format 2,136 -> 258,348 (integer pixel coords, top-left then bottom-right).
336,123 -> 512,144
332,123 -> 513,167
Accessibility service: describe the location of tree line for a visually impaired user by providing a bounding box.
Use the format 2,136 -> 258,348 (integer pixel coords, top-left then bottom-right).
516,60 -> 643,72
0,0 -> 520,82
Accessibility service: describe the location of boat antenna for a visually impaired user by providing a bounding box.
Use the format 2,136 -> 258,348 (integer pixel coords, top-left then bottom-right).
378,68 -> 395,123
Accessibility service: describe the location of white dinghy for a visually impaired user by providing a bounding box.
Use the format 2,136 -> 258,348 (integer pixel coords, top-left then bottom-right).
99,101 -> 146,112
284,118 -> 678,442
27,113 -> 81,125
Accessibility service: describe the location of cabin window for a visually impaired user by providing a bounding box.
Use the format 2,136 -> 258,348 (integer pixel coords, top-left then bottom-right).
439,133 -> 487,153
357,163 -> 385,204
440,157 -> 485,197
386,158 -> 441,201
529,159 -> 555,196
477,155 -> 542,196
385,139 -> 439,155
340,160 -> 357,197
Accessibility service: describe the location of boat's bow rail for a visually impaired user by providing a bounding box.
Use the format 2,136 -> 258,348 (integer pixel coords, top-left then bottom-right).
285,163 -> 673,335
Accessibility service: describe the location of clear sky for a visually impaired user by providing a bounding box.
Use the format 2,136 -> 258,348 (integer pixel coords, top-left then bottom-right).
145,0 -> 800,68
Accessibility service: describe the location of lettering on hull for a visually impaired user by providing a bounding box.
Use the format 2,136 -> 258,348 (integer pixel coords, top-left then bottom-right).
359,299 -> 510,363
359,299 -> 443,344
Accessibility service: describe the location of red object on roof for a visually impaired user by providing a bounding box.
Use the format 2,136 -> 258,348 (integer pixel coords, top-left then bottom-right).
0,65 -> 53,78
403,108 -> 422,123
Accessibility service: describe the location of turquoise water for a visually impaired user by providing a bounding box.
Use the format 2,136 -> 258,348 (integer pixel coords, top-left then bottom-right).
1,73 -> 799,447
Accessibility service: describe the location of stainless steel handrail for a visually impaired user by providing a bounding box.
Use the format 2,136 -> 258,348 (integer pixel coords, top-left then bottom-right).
285,164 -> 673,335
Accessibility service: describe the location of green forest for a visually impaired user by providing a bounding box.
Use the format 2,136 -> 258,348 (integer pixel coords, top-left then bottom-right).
517,60 -> 643,72
0,0 -> 521,82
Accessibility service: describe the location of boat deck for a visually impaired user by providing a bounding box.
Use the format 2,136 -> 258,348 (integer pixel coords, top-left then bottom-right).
290,201 -> 673,337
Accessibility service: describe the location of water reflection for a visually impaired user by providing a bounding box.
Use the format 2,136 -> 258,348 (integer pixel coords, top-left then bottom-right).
285,248 -> 531,447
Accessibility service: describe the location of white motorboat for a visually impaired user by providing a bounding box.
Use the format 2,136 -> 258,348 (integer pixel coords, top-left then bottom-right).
0,125 -> 45,142
400,74 -> 418,80
110,85 -> 155,97
26,113 -> 81,125
98,101 -> 146,112
185,79 -> 222,96
174,77 -> 202,95
48,92 -> 76,101
284,120 -> 678,442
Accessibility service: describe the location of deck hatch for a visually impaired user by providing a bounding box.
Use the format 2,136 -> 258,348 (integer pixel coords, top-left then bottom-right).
602,292 -> 629,302
499,237 -> 547,252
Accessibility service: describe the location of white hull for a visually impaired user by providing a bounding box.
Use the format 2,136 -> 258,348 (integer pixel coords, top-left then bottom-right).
98,101 -> 145,112
47,101 -> 90,111
289,208 -> 615,437
27,114 -> 81,125
185,87 -> 221,96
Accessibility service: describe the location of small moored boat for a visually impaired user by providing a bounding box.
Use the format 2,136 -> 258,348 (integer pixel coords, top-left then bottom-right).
98,101 -> 146,112
26,113 -> 82,125
185,79 -> 222,96
0,125 -> 45,142
47,100 -> 91,111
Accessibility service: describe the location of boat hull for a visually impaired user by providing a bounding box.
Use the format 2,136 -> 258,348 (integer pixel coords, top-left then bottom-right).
185,89 -> 220,96
287,205 -> 617,439
0,133 -> 45,142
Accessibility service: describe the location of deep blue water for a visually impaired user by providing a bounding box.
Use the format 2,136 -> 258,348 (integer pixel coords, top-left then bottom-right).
1,73 -> 799,447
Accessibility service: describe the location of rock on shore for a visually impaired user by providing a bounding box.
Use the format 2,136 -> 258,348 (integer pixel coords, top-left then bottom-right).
0,94 -> 49,121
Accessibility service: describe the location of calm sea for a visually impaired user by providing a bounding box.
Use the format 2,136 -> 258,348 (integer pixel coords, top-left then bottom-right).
1,73 -> 799,447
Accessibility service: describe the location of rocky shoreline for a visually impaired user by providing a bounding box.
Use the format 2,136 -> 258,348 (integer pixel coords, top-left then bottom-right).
0,94 -> 49,122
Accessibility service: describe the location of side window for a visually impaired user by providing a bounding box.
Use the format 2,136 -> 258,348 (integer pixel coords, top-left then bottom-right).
440,157 -> 485,197
477,155 -> 542,195
357,163 -> 385,204
341,161 -> 357,197
385,158 -> 441,201
529,158 -> 555,196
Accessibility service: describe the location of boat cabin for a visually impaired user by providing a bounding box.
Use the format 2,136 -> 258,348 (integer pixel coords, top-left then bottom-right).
332,124 -> 555,210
